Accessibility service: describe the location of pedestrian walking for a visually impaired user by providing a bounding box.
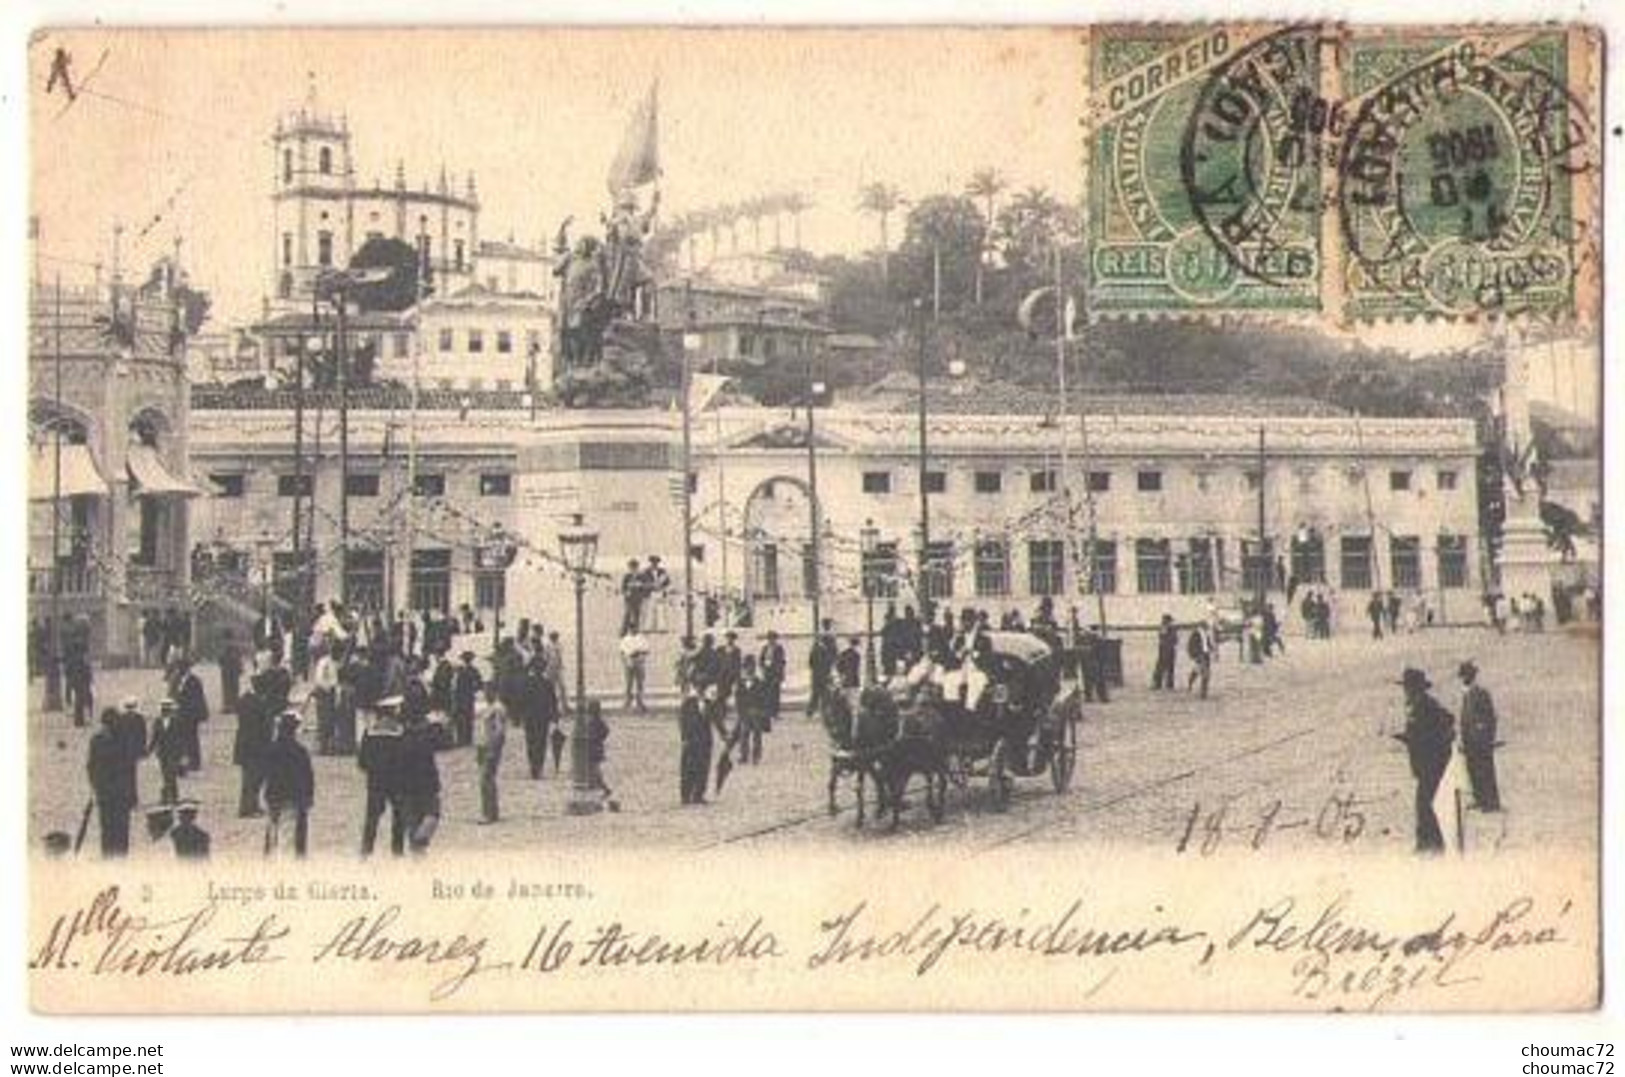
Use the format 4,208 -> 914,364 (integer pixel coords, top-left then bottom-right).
620,628 -> 650,713
312,643 -> 340,754
1368,592 -> 1386,639
172,654 -> 209,773
147,698 -> 186,805
758,629 -> 785,729
1185,623 -> 1213,699
1152,614 -> 1178,690
474,681 -> 507,824
218,630 -> 243,715
835,637 -> 862,690
399,708 -> 443,855
1457,661 -> 1502,813
807,620 -> 837,717
233,685 -> 272,818
728,655 -> 766,765
585,700 -> 615,809
452,650 -> 482,748
1393,667 -> 1455,855
358,698 -> 407,857
87,708 -> 135,858
262,710 -> 314,858
1079,624 -> 1111,703
678,687 -> 713,806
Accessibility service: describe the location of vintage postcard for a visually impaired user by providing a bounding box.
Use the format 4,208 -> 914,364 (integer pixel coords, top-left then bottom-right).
22,24 -> 1602,1013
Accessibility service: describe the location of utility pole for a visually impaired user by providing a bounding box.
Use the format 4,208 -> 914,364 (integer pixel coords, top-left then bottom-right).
1255,425 -> 1268,610
681,283 -> 697,639
294,290 -> 313,621
915,299 -> 933,619
805,354 -> 822,637
1053,245 -> 1073,598
43,275 -> 65,712
404,251 -> 427,620
336,282 -> 351,607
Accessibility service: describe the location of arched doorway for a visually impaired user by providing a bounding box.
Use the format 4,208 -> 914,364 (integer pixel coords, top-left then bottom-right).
740,475 -> 824,606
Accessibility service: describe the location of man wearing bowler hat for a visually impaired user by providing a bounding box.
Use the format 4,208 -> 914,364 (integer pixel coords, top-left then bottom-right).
1393,668 -> 1455,855
1457,660 -> 1502,813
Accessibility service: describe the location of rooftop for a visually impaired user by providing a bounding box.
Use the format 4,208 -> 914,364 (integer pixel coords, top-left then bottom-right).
855,372 -> 1351,419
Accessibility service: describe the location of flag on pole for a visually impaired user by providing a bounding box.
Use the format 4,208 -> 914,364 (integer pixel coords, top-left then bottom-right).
607,81 -> 661,195
688,371 -> 732,414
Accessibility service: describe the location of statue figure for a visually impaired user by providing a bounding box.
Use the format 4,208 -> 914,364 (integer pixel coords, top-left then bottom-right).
602,188 -> 660,321
553,222 -> 611,369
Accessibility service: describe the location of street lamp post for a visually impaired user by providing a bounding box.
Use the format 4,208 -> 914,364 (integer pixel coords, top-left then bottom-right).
860,518 -> 879,684
484,524 -> 519,649
254,528 -> 278,627
558,513 -> 602,817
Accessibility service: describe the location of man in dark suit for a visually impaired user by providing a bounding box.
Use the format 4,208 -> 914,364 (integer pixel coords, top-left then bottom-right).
1151,614 -> 1179,690
358,699 -> 408,857
452,650 -> 483,748
172,655 -> 209,773
758,629 -> 786,730
147,699 -> 186,805
807,620 -> 837,716
834,637 -> 862,690
218,630 -> 243,715
114,698 -> 149,808
1457,661 -> 1502,812
263,711 -> 315,857
169,800 -> 211,860
1394,668 -> 1454,854
717,631 -> 743,723
233,686 -> 273,818
87,708 -> 135,857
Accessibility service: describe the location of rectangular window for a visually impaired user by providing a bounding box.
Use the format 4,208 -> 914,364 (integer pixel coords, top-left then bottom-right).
1029,470 -> 1056,494
1137,470 -> 1163,493
974,540 -> 1009,598
496,330 -> 513,354
209,473 -> 246,498
344,473 -> 380,498
1340,536 -> 1374,591
1136,538 -> 1173,594
740,333 -> 756,358
343,549 -> 386,612
1242,538 -> 1276,594
1437,469 -> 1458,491
861,541 -> 900,599
412,473 -> 446,498
1437,534 -> 1469,589
393,332 -> 411,358
1390,535 -> 1422,589
1085,539 -> 1117,595
438,328 -> 454,353
479,473 -> 512,497
923,541 -> 955,600
282,149 -> 293,185
923,470 -> 947,494
276,474 -> 313,498
317,230 -> 334,268
974,470 -> 1002,494
1245,469 -> 1262,492
474,570 -> 507,613
752,542 -> 780,600
861,471 -> 891,495
1390,470 -> 1412,492
1086,470 -> 1111,493
282,233 -> 293,267
1289,533 -> 1327,584
468,329 -> 484,353
1028,539 -> 1065,597
409,549 -> 453,614
454,240 -> 466,272
1185,537 -> 1219,594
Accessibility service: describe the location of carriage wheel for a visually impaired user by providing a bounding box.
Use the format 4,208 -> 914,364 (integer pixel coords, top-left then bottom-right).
1050,716 -> 1078,794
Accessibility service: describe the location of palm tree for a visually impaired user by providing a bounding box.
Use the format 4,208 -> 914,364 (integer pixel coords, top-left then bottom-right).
965,168 -> 1007,304
782,192 -> 813,250
857,182 -> 903,283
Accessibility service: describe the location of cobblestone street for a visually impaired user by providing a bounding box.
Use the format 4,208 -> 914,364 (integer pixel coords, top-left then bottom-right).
29,625 -> 1596,860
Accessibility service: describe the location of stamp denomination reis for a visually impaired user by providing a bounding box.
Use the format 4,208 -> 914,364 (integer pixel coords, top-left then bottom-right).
1338,28 -> 1600,321
1085,23 -> 1601,324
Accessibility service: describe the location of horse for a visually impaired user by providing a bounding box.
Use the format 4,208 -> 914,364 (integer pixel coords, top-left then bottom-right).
872,700 -> 952,829
821,683 -> 897,827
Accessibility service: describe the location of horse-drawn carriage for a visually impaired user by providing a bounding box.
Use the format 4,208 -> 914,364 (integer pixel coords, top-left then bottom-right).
824,631 -> 1082,828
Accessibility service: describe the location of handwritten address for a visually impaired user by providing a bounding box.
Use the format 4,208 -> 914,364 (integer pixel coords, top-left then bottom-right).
28,883 -> 1579,1011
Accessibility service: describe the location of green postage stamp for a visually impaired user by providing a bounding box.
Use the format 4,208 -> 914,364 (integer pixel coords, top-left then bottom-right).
1085,24 -> 1601,324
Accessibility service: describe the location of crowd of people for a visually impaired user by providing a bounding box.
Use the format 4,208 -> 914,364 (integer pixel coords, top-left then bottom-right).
50,574 -> 1526,861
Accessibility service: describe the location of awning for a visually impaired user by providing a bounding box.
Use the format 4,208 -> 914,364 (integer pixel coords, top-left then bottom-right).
29,442 -> 109,500
127,444 -> 209,498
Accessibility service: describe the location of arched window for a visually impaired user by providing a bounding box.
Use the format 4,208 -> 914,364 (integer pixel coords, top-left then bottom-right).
283,148 -> 293,184
319,146 -> 333,175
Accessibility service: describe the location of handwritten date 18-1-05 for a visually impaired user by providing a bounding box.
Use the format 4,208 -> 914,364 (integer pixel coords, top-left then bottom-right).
1176,793 -> 1375,856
